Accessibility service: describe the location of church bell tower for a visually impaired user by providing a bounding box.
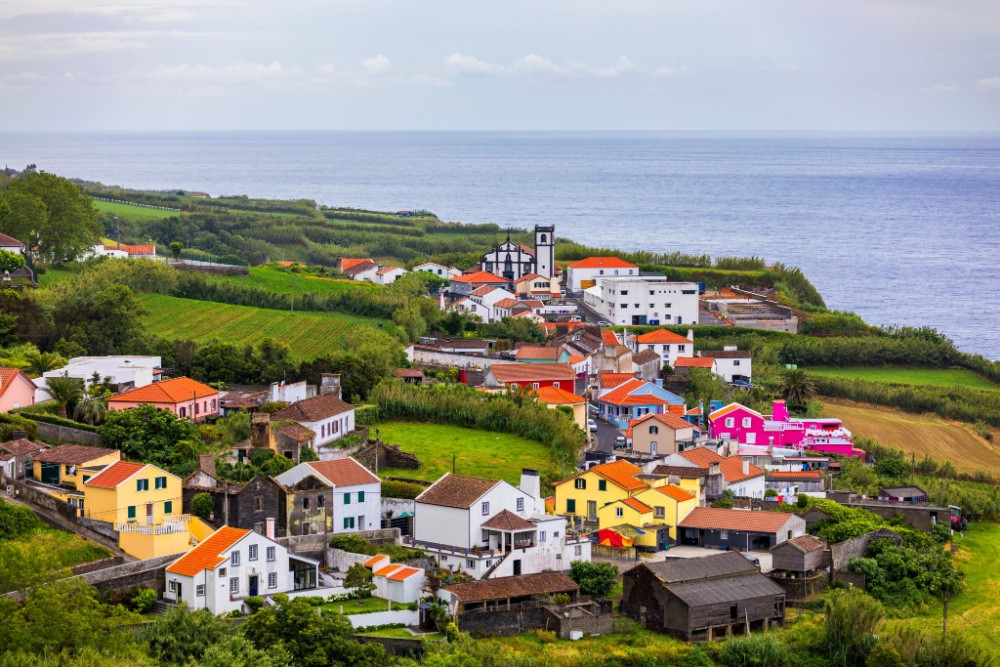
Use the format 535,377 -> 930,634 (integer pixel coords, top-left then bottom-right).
534,225 -> 554,279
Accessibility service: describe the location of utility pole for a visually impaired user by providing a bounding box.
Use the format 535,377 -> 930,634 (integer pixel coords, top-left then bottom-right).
943,591 -> 948,638
911,452 -> 916,486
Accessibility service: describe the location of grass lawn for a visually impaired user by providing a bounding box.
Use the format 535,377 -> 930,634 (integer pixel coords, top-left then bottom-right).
357,628 -> 445,640
93,199 -> 178,220
806,366 -> 999,391
321,596 -> 393,615
375,422 -> 553,485
1,526 -> 111,592
137,293 -> 394,361
822,398 -> 1000,476
36,266 -> 80,287
205,266 -> 380,297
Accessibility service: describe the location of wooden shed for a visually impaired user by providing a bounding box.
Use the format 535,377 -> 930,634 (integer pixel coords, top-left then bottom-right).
769,535 -> 828,573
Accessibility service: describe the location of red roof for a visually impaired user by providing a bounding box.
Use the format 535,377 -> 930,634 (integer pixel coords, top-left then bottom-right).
516,273 -> 545,283
767,470 -> 823,479
110,377 -> 218,404
599,371 -> 633,389
341,258 -> 374,271
85,461 -> 148,489
557,459 -> 646,493
307,458 -> 379,487
515,345 -> 564,361
532,386 -> 585,404
719,457 -> 766,483
626,412 -> 699,437
452,271 -> 508,284
599,379 -> 670,407
678,447 -> 725,468
635,329 -> 691,345
569,257 -> 638,270
0,368 -> 36,398
651,485 -> 695,502
388,566 -> 422,581
621,497 -> 653,514
167,527 -> 250,576
680,507 -> 797,534
601,331 -> 620,346
493,298 -> 519,309
488,363 -> 576,384
674,357 -> 715,368
0,232 -> 24,247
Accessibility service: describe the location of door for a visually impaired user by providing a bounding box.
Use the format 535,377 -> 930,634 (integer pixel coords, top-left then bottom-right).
249,575 -> 259,597
650,441 -> 657,456
513,559 -> 522,576
587,501 -> 597,522
146,503 -> 154,525
358,515 -> 365,530
175,583 -> 182,601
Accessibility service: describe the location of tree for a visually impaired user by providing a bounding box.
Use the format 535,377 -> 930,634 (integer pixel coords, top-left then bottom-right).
98,404 -> 201,470
199,634 -> 289,667
139,603 -> 228,666
684,367 -> 730,405
0,249 -> 25,272
478,317 -> 545,343
823,589 -> 883,667
46,375 -> 84,418
169,241 -> 183,260
24,350 -> 65,376
344,563 -> 376,599
73,395 -> 108,426
568,561 -> 618,598
4,172 -> 102,262
782,369 -> 817,409
51,283 -> 147,356
191,492 -> 215,520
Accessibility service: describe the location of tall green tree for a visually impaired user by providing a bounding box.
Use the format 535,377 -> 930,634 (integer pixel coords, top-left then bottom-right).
24,350 -> 65,376
98,404 -> 200,469
3,172 -> 102,262
0,249 -> 25,272
73,395 -> 108,426
46,375 -> 84,417
781,368 -> 817,408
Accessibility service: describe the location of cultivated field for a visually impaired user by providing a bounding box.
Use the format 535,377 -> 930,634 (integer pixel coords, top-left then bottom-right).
93,199 -> 178,220
205,266 -> 380,296
806,366 -> 999,391
138,293 -> 393,360
823,398 -> 1000,476
375,422 -> 552,485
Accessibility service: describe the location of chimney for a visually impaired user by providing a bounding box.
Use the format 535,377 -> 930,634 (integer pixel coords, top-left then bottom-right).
723,345 -> 737,352
519,468 -> 541,501
197,453 -> 217,478
251,413 -> 273,450
686,329 -> 695,342
11,430 -> 28,441
708,462 -> 721,477
654,378 -> 664,388
266,517 -> 275,539
269,382 -> 280,402
320,373 -> 342,400
742,459 -> 750,475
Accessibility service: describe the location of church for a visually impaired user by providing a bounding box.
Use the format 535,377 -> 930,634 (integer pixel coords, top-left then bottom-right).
479,225 -> 555,281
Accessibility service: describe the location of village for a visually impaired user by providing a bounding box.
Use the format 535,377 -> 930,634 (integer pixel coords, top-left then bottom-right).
0,219 -> 977,664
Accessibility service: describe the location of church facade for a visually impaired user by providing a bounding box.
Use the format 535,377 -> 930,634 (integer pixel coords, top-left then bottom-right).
479,225 -> 555,281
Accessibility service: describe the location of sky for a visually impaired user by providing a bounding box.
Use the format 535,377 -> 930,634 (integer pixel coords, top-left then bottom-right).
2,0 -> 1000,131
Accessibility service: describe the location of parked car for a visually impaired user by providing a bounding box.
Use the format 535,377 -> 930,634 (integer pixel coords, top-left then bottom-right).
742,553 -> 761,566
588,419 -> 597,432
598,320 -> 613,327
614,436 -> 627,450
588,403 -> 599,414
730,379 -> 753,389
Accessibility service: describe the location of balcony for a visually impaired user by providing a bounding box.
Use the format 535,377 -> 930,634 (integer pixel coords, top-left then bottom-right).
116,515 -> 191,535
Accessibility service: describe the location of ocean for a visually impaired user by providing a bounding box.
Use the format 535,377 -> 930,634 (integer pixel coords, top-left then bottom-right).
2,131 -> 998,359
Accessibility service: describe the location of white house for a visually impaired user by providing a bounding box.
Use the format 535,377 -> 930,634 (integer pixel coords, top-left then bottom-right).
274,458 -> 382,535
375,266 -> 407,285
271,394 -> 355,448
583,276 -> 699,327
413,262 -> 450,278
364,555 -> 425,604
468,285 -> 517,323
451,297 -> 490,322
164,525 -> 319,615
629,329 -> 695,368
0,232 -> 25,255
566,257 -> 639,291
698,347 -> 753,384
410,469 -> 591,579
37,355 -> 163,402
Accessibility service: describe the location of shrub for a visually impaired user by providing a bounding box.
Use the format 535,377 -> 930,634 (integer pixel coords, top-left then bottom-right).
718,632 -> 790,667
0,498 -> 44,539
132,587 -> 157,613
552,593 -> 571,606
382,480 -> 426,500
764,488 -> 778,498
191,492 -> 214,521
355,404 -> 380,425
823,589 -> 883,666
244,596 -> 264,613
568,561 -> 618,598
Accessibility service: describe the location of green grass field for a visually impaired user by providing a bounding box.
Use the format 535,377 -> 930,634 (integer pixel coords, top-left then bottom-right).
375,422 -> 553,485
93,199 -> 178,220
137,293 -> 392,360
320,596 -> 392,615
205,266 -> 380,297
806,367 -> 999,391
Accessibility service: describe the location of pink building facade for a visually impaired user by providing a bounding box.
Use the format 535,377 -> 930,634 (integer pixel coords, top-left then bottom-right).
709,400 -> 862,457
0,369 -> 37,413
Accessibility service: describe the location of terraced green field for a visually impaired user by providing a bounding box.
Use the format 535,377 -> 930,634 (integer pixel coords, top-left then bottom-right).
93,199 -> 179,219
806,366 -> 999,391
138,293 -> 394,360
205,266 -> 380,296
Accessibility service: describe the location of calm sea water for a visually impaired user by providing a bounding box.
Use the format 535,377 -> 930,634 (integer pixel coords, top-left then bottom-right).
2,131 -> 999,359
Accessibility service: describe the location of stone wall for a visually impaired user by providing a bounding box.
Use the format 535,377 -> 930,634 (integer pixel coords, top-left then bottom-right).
74,553 -> 178,594
348,609 -> 420,628
767,571 -> 829,603
411,348 -> 498,369
829,528 -> 902,572
70,556 -> 125,576
832,570 -> 866,589
10,480 -> 123,554
458,601 -> 613,638
328,548 -> 373,572
354,442 -> 420,473
33,422 -> 103,446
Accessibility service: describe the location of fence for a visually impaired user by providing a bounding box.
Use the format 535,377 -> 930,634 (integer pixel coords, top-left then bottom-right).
92,197 -> 181,213
176,250 -> 248,267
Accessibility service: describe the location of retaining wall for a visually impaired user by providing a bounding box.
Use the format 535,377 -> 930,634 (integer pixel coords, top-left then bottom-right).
349,609 -> 420,629
33,421 -> 103,446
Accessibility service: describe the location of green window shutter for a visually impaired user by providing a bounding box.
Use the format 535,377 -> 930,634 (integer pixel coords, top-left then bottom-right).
567,499 -> 576,513
599,480 -> 607,491
358,491 -> 365,502
164,501 -> 173,515
127,506 -> 136,520
344,493 -> 351,505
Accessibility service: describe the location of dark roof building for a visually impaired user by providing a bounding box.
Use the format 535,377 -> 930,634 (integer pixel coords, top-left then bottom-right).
678,507 -> 806,551
415,473 -> 499,509
272,395 -> 353,423
441,572 -> 579,612
621,551 -> 785,641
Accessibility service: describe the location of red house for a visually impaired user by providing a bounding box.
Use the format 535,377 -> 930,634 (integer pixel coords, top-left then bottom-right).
483,363 -> 577,391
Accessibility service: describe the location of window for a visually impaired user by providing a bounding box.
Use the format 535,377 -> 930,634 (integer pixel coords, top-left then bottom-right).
574,545 -> 583,556
164,501 -> 173,515
268,572 -> 277,588
725,417 -> 735,428
678,345 -> 686,352
538,530 -> 547,542
303,497 -> 310,510
266,546 -> 276,562
249,544 -> 258,561
358,491 -> 365,502
620,303 -> 628,309
734,360 -> 741,366
516,497 -> 524,512
343,493 -> 350,505
254,497 -> 263,512
231,551 -> 240,566
649,426 -> 659,435
169,581 -> 178,593
720,531 -> 729,540
554,531 -> 560,537
620,290 -> 628,296
615,507 -> 624,518
567,499 -> 576,513
179,407 -> 186,418
553,382 -> 560,388
136,479 -> 149,492
343,517 -> 355,530
196,584 -> 205,597
127,505 -> 136,520
467,559 -> 475,568
654,506 -> 665,519
481,502 -> 490,516
317,495 -> 325,508
219,568 -> 227,577
742,417 -> 752,428
155,476 -> 167,489
598,480 -> 606,492
532,382 -> 539,389
195,402 -> 200,415
229,578 -> 238,594
211,399 -> 217,410
574,478 -> 586,490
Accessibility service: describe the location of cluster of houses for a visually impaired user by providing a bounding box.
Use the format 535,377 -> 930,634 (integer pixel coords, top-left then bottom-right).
338,257 -> 408,285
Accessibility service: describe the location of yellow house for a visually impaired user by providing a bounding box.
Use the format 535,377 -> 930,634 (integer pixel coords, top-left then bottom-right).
553,459 -> 648,524
596,497 -> 667,550
83,461 -> 191,559
32,445 -> 121,488
634,485 -> 699,542
532,386 -> 588,431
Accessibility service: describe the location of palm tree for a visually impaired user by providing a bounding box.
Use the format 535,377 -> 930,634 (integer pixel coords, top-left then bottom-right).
782,369 -> 817,408
73,395 -> 107,426
25,351 -> 64,376
46,375 -> 84,418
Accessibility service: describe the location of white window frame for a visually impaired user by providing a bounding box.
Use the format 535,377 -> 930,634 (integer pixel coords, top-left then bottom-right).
268,572 -> 277,588
266,546 -> 276,562
481,502 -> 490,516
231,551 -> 240,566
196,584 -> 205,597
229,578 -> 238,594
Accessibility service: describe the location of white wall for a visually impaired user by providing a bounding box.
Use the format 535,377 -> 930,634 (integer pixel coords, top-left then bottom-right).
414,504 -> 472,549
567,265 -> 638,291
729,476 -> 766,499
330,481 -> 381,533
307,410 -> 355,447
584,278 -> 699,326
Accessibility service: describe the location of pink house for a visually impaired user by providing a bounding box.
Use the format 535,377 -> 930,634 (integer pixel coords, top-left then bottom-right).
0,368 -> 37,413
708,400 -> 862,457
108,377 -> 220,423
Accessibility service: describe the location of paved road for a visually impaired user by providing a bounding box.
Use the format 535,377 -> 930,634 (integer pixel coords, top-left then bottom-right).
591,416 -> 624,456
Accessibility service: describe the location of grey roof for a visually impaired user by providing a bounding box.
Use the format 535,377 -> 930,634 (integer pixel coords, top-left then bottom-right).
669,573 -> 784,607
647,551 -> 756,583
879,486 -> 927,497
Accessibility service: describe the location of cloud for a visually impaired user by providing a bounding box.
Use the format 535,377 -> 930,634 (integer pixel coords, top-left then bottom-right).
361,54 -> 393,75
0,29 -> 251,61
975,77 -> 1000,90
442,52 -> 506,76
1,0 -> 231,22
441,52 -> 676,80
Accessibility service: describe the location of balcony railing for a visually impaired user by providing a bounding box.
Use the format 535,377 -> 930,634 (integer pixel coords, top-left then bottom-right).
116,515 -> 191,535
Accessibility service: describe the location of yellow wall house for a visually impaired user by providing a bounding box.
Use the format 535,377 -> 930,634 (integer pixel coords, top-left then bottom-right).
31,445 -> 122,514
83,461 -> 191,559
634,485 -> 699,543
596,497 -> 668,551
553,459 -> 647,525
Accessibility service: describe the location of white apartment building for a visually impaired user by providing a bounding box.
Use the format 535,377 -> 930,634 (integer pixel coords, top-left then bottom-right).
409,470 -> 591,579
698,347 -> 753,384
37,356 -> 163,401
583,276 -> 699,327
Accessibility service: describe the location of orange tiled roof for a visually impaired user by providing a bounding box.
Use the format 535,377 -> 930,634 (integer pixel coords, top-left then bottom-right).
341,258 -> 374,271
590,459 -> 646,492
0,233 -> 24,246
516,273 -> 545,283
568,354 -> 585,364
307,458 -> 379,487
544,497 -> 556,513
599,371 -> 633,389
767,470 -> 823,479
364,554 -> 388,568
533,386 -> 585,405
720,457 -> 766,483
599,379 -> 669,407
568,257 -> 638,270
0,368 -> 36,398
452,271 -> 508,284
601,331 -> 620,346
104,243 -> 155,255
388,566 -> 421,581
678,447 -> 725,468
516,345 -> 564,361
110,377 -> 217,404
626,412 -> 699,437
84,461 -> 148,489
488,363 -> 576,383
374,564 -> 403,577
652,485 -> 696,502
621,497 -> 653,514
166,527 -> 250,576
708,403 -> 761,421
674,357 -> 715,368
635,329 -> 692,345
680,507 -> 797,534
493,298 -> 519,309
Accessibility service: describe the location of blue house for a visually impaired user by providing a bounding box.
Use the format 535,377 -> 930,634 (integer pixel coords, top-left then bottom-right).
595,378 -> 686,429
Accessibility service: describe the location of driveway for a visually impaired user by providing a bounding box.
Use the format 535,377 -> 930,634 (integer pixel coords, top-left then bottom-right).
591,416 -> 624,455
